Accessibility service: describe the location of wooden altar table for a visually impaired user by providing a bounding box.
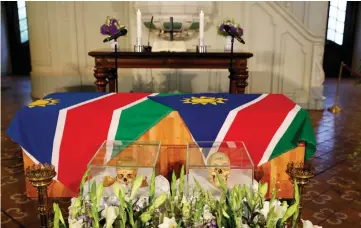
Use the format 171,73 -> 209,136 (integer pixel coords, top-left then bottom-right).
88,50 -> 253,94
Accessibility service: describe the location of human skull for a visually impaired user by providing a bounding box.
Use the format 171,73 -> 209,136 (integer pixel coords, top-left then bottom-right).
116,157 -> 138,185
207,152 -> 231,188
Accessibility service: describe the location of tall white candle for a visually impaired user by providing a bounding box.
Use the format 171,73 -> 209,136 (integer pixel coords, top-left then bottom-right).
137,9 -> 142,44
199,10 -> 204,46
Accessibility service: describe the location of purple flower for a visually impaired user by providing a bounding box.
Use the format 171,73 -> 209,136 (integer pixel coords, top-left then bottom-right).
108,24 -> 118,35
100,24 -> 109,35
230,25 -> 237,34
110,19 -> 118,25
219,24 -> 225,32
237,27 -> 244,36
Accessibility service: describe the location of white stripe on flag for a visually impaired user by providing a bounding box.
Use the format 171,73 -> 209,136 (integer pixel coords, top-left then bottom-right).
257,105 -> 301,166
206,94 -> 269,161
22,147 -> 38,164
105,93 -> 159,163
51,93 -> 115,180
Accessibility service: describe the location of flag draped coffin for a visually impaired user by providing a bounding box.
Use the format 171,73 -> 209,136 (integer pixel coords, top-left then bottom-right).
6,92 -> 316,194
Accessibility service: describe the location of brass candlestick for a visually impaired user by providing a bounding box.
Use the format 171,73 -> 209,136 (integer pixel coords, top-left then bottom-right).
25,163 -> 56,228
328,62 -> 343,114
286,162 -> 315,226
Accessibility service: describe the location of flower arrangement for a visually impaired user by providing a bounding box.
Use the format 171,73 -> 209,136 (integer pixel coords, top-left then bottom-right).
100,16 -> 126,36
217,19 -> 244,37
53,166 -> 321,228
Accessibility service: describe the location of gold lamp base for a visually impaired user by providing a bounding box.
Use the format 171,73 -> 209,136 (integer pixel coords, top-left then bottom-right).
327,105 -> 342,114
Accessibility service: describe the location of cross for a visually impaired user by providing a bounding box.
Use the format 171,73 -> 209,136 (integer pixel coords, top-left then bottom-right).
163,17 -> 174,41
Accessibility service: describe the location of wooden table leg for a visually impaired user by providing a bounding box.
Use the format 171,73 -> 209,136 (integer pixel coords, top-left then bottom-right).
108,68 -> 117,93
228,66 -> 249,94
93,68 -> 109,92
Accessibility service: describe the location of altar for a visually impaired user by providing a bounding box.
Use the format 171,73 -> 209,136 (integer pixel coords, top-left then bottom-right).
6,92 -> 316,199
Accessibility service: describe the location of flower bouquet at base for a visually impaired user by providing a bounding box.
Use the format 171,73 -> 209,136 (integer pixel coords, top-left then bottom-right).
53,166 -> 322,228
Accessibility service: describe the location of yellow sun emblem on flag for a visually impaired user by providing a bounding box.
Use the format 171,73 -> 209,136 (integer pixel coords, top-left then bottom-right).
28,98 -> 59,108
181,96 -> 228,105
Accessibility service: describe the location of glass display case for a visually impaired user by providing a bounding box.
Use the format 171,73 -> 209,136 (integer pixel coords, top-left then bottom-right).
85,140 -> 163,197
186,141 -> 254,198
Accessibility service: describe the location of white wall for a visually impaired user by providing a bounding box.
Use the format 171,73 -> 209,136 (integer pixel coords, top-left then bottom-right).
27,1 -> 328,109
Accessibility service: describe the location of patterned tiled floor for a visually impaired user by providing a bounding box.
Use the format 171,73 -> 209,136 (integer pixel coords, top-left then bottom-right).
1,76 -> 361,227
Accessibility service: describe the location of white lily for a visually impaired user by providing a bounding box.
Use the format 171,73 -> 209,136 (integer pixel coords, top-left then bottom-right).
104,206 -> 119,228
158,216 -> 177,228
260,200 -> 287,220
302,219 -> 323,228
68,218 -> 84,228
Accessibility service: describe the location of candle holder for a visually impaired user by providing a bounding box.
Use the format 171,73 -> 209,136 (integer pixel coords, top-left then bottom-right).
196,45 -> 207,53
134,45 -> 144,52
134,37 -> 143,53
25,163 -> 56,228
286,162 -> 315,226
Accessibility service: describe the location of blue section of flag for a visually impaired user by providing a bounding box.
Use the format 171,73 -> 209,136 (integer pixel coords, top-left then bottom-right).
6,92 -> 108,164
149,93 -> 262,142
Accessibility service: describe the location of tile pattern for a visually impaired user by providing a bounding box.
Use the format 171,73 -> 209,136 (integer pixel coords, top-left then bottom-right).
1,76 -> 361,227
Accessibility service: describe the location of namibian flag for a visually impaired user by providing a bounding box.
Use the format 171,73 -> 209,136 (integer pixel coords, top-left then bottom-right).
6,92 -> 316,193
6,92 -> 173,192
149,93 -> 316,166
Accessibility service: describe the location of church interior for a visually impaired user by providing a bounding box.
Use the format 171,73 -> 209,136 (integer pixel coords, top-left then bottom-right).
1,1 -> 361,227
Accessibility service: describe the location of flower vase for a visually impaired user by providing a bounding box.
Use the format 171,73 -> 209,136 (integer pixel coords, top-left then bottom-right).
110,40 -> 118,51
224,36 -> 232,52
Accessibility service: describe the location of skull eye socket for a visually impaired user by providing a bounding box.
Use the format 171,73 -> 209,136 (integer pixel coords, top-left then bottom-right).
120,174 -> 124,178
127,174 -> 132,178
218,169 -> 223,174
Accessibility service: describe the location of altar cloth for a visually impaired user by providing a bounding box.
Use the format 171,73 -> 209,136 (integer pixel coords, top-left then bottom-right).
6,92 -> 316,193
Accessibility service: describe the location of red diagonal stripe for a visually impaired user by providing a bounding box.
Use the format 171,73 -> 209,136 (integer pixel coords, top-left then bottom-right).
57,93 -> 150,192
223,94 -> 296,166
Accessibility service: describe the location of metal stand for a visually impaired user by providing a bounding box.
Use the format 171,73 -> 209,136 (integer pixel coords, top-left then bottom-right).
286,162 -> 315,226
228,36 -> 235,93
328,62 -> 343,114
25,164 -> 56,228
114,38 -> 118,92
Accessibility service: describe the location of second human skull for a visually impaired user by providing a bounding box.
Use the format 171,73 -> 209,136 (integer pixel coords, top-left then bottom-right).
116,157 -> 138,185
207,152 -> 231,188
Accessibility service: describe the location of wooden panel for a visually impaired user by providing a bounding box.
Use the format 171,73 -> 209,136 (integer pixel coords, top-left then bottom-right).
23,111 -> 304,199
257,143 -> 305,199
94,58 -> 247,69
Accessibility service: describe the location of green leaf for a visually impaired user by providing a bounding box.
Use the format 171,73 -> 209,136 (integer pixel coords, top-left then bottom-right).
96,182 -> 104,206
152,192 -> 168,209
79,168 -> 90,196
130,175 -> 143,200
258,182 -> 268,198
179,165 -> 185,196
149,170 -> 156,202
293,180 -> 300,204
71,197 -> 81,219
182,202 -> 191,218
216,172 -> 228,193
53,203 -> 60,228
171,170 -> 177,197
222,208 -> 230,219
281,203 -> 298,223
139,212 -> 152,223
90,180 -> 97,202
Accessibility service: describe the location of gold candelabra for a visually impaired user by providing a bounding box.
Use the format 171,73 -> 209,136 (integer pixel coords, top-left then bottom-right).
328,62 -> 344,114
25,163 -> 56,228
286,162 -> 315,226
